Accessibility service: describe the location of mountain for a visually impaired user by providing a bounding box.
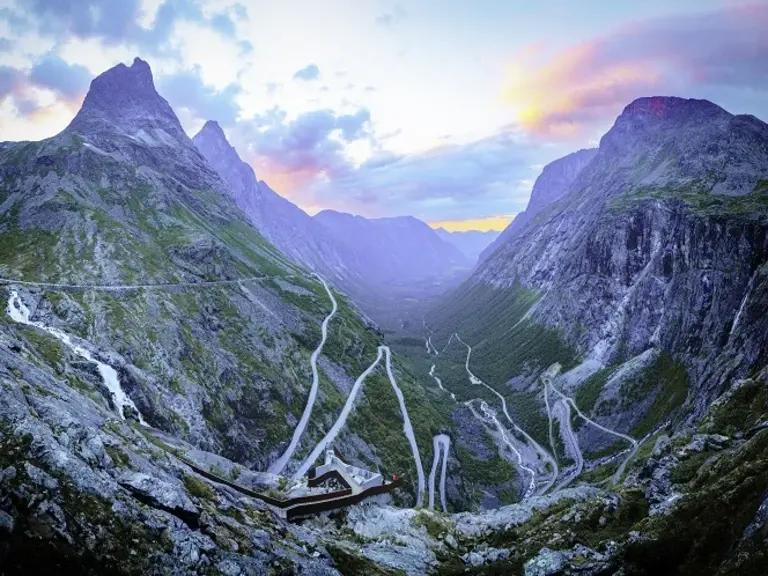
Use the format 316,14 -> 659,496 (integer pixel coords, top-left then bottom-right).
193,121 -> 468,329
314,210 -> 470,283
192,121 -> 365,286
428,94 -> 768,477
479,147 -> 597,262
0,58 -> 536,573
434,228 -> 500,262
418,96 -> 768,573
1,57 -> 767,575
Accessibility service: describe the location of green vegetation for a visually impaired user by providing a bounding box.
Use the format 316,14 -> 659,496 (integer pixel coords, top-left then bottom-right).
15,325 -> 64,369
427,282 -> 578,387
455,443 -> 517,491
507,391 -> 550,449
575,365 -> 618,414
669,450 -> 717,485
182,473 -> 216,501
700,378 -> 767,436
609,181 -> 768,218
105,446 -> 131,469
439,489 -> 649,575
579,461 -> 618,483
323,292 -> 381,375
413,511 -> 452,538
346,360 -> 452,505
617,352 -> 689,438
622,430 -> 768,575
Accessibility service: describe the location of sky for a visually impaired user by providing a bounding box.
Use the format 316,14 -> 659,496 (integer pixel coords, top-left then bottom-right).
0,1 -> 766,231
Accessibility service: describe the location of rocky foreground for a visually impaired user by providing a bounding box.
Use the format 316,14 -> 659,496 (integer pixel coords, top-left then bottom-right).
1,312 -> 765,576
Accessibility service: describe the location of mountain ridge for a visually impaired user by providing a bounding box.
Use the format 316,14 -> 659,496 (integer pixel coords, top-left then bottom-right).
0,54 -> 767,576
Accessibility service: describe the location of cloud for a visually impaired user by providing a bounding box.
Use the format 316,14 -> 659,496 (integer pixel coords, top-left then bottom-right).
229,105 -> 540,221
0,56 -> 91,118
19,0 -> 239,56
155,68 -> 241,124
335,109 -> 371,141
504,4 -> 768,139
310,130 -> 538,220
0,66 -> 24,100
27,0 -> 142,41
209,12 -> 236,37
29,55 -> 92,100
239,107 -> 371,172
293,63 -> 320,81
375,6 -> 406,27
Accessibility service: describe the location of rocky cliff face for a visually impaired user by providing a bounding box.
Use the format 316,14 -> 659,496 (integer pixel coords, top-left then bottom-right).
431,97 -> 768,450
0,58 -> 530,574
480,148 -> 597,262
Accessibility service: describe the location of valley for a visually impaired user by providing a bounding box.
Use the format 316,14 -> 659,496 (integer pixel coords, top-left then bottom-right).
0,54 -> 765,576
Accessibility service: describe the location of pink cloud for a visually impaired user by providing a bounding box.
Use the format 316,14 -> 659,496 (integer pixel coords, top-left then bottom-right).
504,3 -> 768,139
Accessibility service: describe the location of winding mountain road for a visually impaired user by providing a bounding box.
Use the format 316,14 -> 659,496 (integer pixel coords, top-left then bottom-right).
471,399 -> 537,499
429,364 -> 456,400
422,319 -> 440,356
542,368 -> 583,493
293,347 -> 384,479
453,333 -> 559,493
547,378 -> 638,484
269,274 -> 338,475
383,345 -> 426,507
428,434 -> 451,512
551,399 -> 584,492
293,345 -> 426,507
0,275 -> 267,291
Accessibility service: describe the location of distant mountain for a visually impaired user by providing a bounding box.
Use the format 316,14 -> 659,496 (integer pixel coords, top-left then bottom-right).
435,228 -> 499,262
192,121 -> 469,329
314,210 -> 470,283
192,120 -> 365,287
479,148 -> 597,262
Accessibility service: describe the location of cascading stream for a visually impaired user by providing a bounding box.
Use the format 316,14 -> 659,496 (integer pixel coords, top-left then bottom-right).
6,290 -> 145,424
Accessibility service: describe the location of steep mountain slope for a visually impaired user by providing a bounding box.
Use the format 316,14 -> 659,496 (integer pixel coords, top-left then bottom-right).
315,210 -> 470,283
0,57 -> 394,471
429,96 -> 768,461
193,122 -> 468,330
192,121 -> 366,287
435,228 -> 499,262
479,147 -> 597,262
0,58 -> 530,573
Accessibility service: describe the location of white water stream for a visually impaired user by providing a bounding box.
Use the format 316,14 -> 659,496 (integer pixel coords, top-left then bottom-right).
6,290 -> 145,423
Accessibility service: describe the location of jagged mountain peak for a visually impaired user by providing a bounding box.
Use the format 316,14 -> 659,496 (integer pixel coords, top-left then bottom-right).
198,119 -> 228,140
193,120 -> 257,187
193,120 -> 239,157
65,56 -> 185,142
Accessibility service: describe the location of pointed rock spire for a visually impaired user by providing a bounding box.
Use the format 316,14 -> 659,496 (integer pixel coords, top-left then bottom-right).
65,57 -> 186,142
